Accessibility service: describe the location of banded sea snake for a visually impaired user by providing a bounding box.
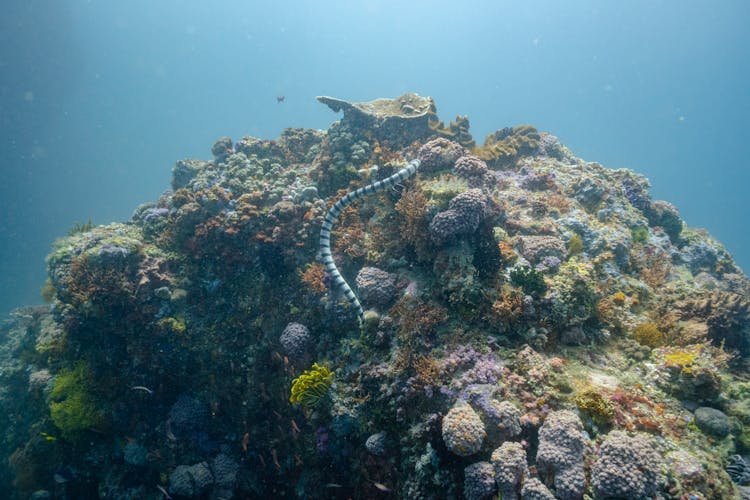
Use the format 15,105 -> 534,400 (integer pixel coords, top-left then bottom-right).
319,159 -> 420,329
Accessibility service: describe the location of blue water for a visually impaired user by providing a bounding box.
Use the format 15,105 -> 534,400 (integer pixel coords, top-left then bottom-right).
1,0 -> 748,318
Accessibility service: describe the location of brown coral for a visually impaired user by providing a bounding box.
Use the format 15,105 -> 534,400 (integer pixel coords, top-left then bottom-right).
688,290 -> 750,354
475,125 -> 541,169
395,186 -> 432,261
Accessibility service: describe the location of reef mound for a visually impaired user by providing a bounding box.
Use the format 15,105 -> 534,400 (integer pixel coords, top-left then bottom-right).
1,94 -> 749,499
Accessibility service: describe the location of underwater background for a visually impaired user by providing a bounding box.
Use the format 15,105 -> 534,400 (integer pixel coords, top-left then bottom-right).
3,2 -> 750,499
1,0 -> 749,318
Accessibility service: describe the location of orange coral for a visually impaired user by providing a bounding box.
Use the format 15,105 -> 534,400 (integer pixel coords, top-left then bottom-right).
299,263 -> 327,295
492,290 -> 524,324
332,205 -> 366,259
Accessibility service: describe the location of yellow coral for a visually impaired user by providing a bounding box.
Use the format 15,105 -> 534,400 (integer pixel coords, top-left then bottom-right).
574,388 -> 614,424
632,322 -> 664,348
663,346 -> 701,368
289,363 -> 334,407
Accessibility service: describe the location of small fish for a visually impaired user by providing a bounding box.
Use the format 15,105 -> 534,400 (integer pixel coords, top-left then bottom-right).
290,418 -> 301,434
370,481 -> 391,493
165,420 -> 177,442
276,95 -> 285,103
325,483 -> 343,489
271,448 -> 281,471
156,484 -> 173,499
41,431 -> 57,442
131,385 -> 154,395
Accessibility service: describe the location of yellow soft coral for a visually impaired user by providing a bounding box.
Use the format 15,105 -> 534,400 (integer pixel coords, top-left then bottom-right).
289,363 -> 334,407
663,346 -> 701,369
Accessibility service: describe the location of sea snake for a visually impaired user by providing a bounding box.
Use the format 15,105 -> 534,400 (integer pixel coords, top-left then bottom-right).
319,159 -> 420,328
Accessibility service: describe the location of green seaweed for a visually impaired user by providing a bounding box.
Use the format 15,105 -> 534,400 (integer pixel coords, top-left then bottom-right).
49,362 -> 104,439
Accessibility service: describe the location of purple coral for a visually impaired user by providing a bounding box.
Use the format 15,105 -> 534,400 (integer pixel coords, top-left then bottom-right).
520,477 -> 556,499
417,138 -> 465,174
429,189 -> 489,245
142,206 -> 169,223
168,395 -> 209,438
168,462 -> 213,497
535,410 -> 586,500
453,155 -> 489,187
453,354 -> 504,391
491,441 -> 528,500
592,431 -> 662,499
464,461 -> 497,500
355,267 -> 397,308
279,322 -> 311,361
516,236 -> 566,265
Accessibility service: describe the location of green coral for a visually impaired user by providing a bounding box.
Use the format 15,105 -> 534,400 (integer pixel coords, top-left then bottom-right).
68,219 -> 94,236
49,363 -> 104,439
421,174 -> 468,209
509,266 -> 547,297
567,234 -> 584,257
631,226 -> 649,244
550,260 -> 599,328
289,363 -> 334,407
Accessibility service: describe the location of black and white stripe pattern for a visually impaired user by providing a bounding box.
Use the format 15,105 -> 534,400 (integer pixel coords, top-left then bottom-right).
319,159 -> 420,328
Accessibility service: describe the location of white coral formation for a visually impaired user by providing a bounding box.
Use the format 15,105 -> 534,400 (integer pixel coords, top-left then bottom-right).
592,431 -> 663,499
442,404 -> 486,456
535,410 -> 586,500
491,441 -> 528,500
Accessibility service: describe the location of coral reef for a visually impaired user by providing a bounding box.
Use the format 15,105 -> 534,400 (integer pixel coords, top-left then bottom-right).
0,93 -> 747,499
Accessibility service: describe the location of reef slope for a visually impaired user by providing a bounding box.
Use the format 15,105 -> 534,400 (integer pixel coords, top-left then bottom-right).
1,94 -> 749,499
